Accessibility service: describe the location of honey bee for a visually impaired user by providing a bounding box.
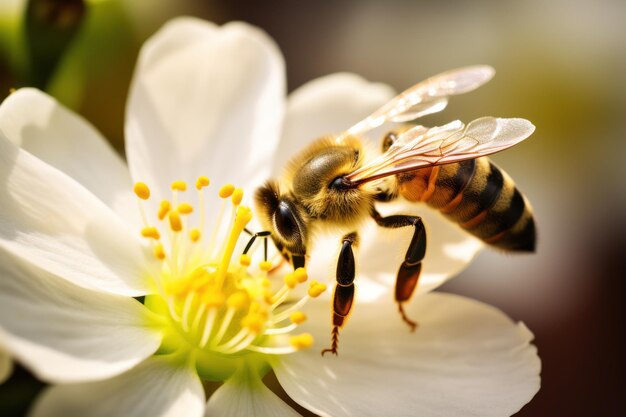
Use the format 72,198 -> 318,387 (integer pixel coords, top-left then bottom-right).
254,66 -> 536,355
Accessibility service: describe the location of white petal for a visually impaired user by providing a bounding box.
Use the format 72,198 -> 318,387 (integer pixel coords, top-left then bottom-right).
205,366 -> 299,417
0,130 -> 150,296
30,356 -> 204,417
274,292 -> 540,417
0,346 -> 12,383
0,252 -> 161,383
361,202 -> 483,297
275,73 -> 395,173
0,88 -> 140,227
126,17 -> 285,201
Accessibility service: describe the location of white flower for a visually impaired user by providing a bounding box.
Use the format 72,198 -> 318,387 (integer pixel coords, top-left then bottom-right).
0,17 -> 540,417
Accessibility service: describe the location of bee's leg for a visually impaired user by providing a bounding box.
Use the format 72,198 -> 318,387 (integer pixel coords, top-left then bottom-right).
322,232 -> 357,356
242,230 -> 272,261
371,209 -> 426,331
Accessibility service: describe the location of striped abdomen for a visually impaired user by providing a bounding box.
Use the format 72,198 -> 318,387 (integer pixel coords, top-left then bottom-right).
397,157 -> 535,251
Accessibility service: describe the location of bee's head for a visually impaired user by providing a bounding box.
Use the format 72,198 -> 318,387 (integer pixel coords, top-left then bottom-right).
254,181 -> 308,258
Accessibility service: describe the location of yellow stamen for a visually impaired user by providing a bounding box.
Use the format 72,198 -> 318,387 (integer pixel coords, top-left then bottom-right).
307,281 -> 327,298
133,182 -> 150,200
153,243 -> 166,260
169,211 -> 182,232
231,188 -> 244,206
195,176 -> 210,190
201,292 -> 225,308
241,314 -> 265,334
158,200 -> 171,220
289,311 -> 307,325
219,184 -> 235,198
227,292 -> 249,310
171,180 -> 187,192
289,333 -> 314,350
284,273 -> 298,289
294,267 -> 308,283
259,260 -> 273,272
189,228 -> 201,242
141,226 -> 160,240
239,254 -> 251,266
177,202 -> 194,215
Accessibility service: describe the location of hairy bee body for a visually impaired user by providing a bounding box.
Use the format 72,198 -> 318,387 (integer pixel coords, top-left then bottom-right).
396,157 -> 536,251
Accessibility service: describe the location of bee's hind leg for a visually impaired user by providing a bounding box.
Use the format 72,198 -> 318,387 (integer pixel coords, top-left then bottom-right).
371,209 -> 426,331
322,232 -> 358,356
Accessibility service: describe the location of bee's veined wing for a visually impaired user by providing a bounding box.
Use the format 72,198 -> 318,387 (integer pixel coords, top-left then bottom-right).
342,66 -> 495,138
345,117 -> 535,184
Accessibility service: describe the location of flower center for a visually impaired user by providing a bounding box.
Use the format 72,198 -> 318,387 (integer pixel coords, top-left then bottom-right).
133,178 -> 326,380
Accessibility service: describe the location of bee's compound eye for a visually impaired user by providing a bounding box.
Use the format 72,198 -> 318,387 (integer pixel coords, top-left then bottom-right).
274,201 -> 301,242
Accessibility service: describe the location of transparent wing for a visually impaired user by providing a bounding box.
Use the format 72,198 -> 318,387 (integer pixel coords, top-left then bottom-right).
342,65 -> 495,138
345,117 -> 535,185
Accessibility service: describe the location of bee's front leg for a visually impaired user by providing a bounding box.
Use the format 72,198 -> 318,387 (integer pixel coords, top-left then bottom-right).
322,232 -> 357,356
371,208 -> 426,331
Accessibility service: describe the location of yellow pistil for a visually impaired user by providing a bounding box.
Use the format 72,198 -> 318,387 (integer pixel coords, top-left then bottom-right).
133,182 -> 150,200
215,206 -> 252,288
171,180 -> 187,192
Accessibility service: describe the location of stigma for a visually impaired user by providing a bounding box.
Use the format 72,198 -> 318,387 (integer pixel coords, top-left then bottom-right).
133,179 -> 324,363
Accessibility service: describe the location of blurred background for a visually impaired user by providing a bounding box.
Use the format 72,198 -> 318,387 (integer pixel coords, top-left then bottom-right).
1,0 -> 624,415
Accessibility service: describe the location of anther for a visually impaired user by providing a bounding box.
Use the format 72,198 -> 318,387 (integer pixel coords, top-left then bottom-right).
308,281 -> 327,298
259,260 -> 273,272
141,226 -> 160,240
177,202 -> 193,215
241,313 -> 265,334
289,333 -> 314,350
290,311 -> 307,325
284,273 -> 298,289
294,267 -> 308,283
153,243 -> 166,260
169,211 -> 182,232
196,176 -> 210,190
158,200 -> 171,220
227,292 -> 249,310
239,254 -> 251,266
171,180 -> 187,192
133,182 -> 150,200
189,228 -> 201,242
201,292 -> 225,308
231,188 -> 244,206
219,184 -> 235,198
